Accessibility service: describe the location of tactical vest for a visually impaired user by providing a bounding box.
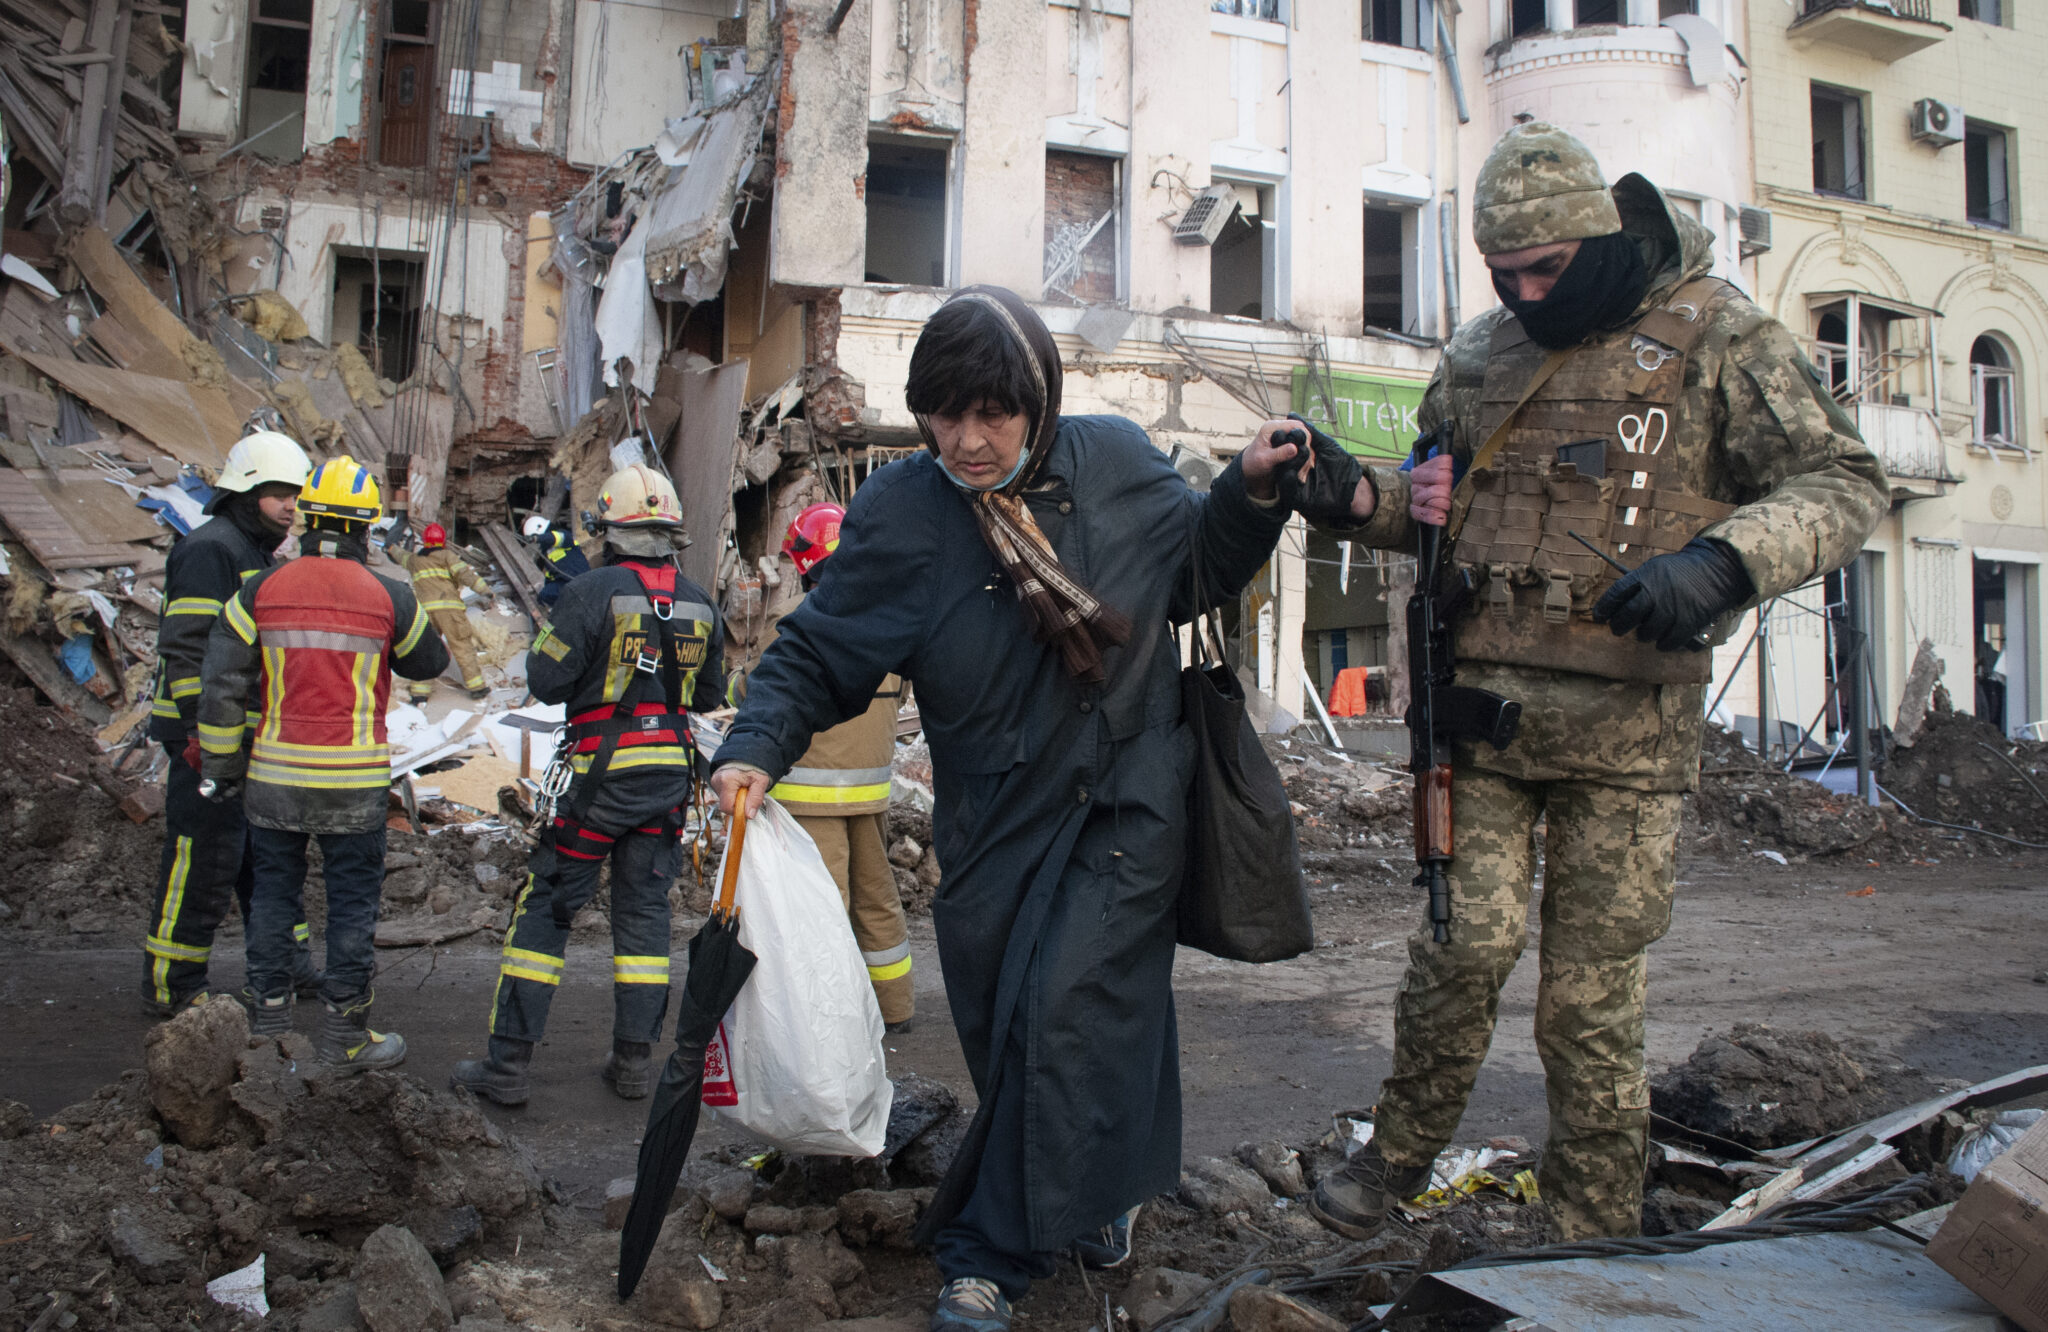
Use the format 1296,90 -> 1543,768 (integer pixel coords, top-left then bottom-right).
1452,277 -> 1739,686
563,563 -> 715,782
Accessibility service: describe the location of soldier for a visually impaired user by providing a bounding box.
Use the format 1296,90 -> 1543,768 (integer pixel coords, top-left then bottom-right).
1295,123 -> 1889,1241
400,523 -> 492,699
140,431 -> 321,1017
451,464 -> 724,1106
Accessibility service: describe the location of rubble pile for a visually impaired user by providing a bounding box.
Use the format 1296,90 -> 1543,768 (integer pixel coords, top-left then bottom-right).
1685,724 -> 1889,858
1652,1022 -> 1944,1151
1881,708 -> 2048,847
0,997 -> 543,1329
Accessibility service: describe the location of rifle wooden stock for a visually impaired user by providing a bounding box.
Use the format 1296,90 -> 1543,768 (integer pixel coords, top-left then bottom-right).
1413,762 -> 1453,860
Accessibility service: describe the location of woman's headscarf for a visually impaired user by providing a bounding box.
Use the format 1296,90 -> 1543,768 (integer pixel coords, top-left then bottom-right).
914,286 -> 1131,685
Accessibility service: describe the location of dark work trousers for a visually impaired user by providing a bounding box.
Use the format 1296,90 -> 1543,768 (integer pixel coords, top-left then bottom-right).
932,1029 -> 1063,1301
488,766 -> 690,1046
245,826 -> 388,1003
143,746 -> 312,1006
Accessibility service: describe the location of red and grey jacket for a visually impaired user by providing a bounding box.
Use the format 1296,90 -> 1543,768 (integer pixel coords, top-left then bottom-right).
526,559 -> 723,781
195,531 -> 450,834
147,510 -> 278,745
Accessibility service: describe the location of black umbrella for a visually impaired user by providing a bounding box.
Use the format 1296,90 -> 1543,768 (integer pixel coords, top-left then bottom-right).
618,803 -> 759,1299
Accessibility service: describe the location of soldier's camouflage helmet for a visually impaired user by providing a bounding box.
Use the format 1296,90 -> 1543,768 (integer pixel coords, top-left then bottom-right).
1473,121 -> 1623,255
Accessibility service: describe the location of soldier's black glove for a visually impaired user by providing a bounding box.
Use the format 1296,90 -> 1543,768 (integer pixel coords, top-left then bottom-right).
1592,537 -> 1753,652
1274,413 -> 1367,528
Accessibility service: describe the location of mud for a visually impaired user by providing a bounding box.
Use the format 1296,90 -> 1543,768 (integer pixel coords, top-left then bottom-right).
1651,1022 -> 1945,1151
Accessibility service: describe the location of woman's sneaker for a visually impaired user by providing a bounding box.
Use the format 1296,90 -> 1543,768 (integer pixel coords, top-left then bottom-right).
1071,1204 -> 1141,1269
930,1277 -> 1011,1331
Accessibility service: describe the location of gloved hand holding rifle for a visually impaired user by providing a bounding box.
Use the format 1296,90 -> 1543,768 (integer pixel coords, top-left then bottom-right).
1404,426 -> 1521,944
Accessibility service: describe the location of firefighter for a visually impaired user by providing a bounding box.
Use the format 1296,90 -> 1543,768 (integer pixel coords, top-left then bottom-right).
766,502 -> 914,1031
523,514 -> 591,609
452,463 -> 724,1106
400,522 -> 491,699
196,456 -> 450,1070
140,430 -> 321,1017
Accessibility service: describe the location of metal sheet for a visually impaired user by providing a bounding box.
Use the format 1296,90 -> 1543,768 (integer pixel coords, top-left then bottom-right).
1401,1230 -> 2004,1332
666,359 -> 749,596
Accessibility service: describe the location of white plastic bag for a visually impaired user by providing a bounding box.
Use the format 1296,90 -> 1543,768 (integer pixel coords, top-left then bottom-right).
1948,1108 -> 2046,1183
701,798 -> 893,1156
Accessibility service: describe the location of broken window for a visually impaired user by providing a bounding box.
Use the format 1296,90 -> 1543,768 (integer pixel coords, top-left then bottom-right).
1043,151 -> 1120,305
379,0 -> 438,168
1574,0 -> 1620,26
1511,0 -> 1547,37
332,252 -> 425,383
865,137 -> 950,288
245,0 -> 311,162
1213,0 -> 1284,20
1810,84 -> 1865,201
1208,182 -> 1274,321
1363,0 -> 1423,48
1966,122 -> 2011,229
1972,335 -> 2018,450
1362,203 -> 1411,335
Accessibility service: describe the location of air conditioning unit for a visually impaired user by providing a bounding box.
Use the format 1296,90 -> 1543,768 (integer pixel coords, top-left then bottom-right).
1171,443 -> 1219,492
1738,205 -> 1773,259
1173,184 -> 1239,247
1911,98 -> 1964,147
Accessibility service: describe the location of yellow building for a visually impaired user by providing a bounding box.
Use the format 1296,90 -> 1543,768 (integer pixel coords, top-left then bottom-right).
1745,0 -> 2047,743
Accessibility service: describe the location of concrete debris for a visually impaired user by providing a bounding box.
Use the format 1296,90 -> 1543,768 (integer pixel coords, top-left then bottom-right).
142,992 -> 249,1148
355,1224 -> 455,1332
1227,1285 -> 1348,1332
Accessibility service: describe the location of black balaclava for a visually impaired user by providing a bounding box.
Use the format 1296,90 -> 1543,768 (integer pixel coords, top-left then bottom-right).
1495,231 -> 1651,350
218,489 -> 293,551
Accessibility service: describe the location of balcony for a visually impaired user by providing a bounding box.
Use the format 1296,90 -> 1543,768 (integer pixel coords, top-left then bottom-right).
1856,402 -> 1952,499
1790,0 -> 1949,62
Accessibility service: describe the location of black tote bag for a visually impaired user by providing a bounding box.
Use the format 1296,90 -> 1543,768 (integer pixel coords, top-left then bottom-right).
1174,593 -> 1314,964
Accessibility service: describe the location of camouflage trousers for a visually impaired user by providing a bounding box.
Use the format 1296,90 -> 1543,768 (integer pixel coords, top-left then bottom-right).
1374,766 -> 1680,1240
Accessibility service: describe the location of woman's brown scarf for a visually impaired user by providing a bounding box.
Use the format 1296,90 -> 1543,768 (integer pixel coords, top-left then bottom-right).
917,287 -> 1132,684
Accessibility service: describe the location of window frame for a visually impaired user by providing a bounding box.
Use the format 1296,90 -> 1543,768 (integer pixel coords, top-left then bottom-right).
1965,120 -> 2013,231
862,132 -> 957,290
1959,0 -> 2004,26
1810,83 -> 1868,202
1363,0 -> 1426,48
1212,0 -> 1285,22
1971,334 -> 2023,453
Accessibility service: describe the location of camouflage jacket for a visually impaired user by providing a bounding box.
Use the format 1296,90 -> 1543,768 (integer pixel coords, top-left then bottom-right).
1346,175 -> 1889,791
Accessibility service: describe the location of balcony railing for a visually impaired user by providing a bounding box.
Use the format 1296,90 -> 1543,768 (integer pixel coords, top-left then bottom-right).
1801,0 -> 1932,19
1856,402 -> 1952,489
1791,0 -> 1947,59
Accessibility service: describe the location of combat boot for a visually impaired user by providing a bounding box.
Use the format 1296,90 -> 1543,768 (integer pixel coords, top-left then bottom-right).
599,1040 -> 654,1099
242,988 -> 294,1036
314,991 -> 407,1074
1307,1142 -> 1431,1240
451,1036 -> 534,1106
140,988 -> 209,1020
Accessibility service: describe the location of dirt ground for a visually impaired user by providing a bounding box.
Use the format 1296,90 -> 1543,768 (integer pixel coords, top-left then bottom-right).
2,694 -> 2046,1330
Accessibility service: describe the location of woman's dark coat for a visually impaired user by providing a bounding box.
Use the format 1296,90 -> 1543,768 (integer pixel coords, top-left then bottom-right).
713,414 -> 1290,1249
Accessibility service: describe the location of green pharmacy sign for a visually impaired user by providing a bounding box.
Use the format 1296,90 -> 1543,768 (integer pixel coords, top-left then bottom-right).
1289,368 -> 1429,460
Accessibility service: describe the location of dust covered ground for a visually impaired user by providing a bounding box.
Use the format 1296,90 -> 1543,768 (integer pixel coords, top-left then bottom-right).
2,705 -> 2046,1330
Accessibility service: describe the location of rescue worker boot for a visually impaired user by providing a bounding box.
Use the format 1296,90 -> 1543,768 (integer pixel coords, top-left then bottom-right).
289,946 -> 324,999
1307,1142 -> 1431,1241
314,992 -> 407,1074
140,988 -> 210,1020
599,1039 -> 654,1100
451,1037 -> 534,1107
242,988 -> 294,1036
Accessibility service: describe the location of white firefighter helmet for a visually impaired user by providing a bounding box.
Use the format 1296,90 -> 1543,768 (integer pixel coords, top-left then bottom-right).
522,514 -> 551,540
207,430 -> 312,514
595,464 -> 683,529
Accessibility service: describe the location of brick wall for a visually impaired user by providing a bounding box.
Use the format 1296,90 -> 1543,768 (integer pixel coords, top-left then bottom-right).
1044,150 -> 1118,304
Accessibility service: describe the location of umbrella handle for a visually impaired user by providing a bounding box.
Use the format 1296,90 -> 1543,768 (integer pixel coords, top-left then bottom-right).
714,800 -> 748,921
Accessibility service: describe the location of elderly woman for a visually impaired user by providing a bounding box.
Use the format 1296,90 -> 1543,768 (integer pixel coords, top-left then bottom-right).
711,286 -> 1311,1332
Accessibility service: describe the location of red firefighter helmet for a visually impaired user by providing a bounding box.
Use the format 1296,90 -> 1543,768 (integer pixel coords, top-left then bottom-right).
421,523 -> 448,548
782,502 -> 846,578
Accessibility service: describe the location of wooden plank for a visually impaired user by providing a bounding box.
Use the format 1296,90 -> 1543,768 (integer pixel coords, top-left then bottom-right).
87,312 -> 184,379
24,467 -> 163,544
13,352 -> 234,469
477,523 -> 549,631
0,470 -> 140,567
56,0 -> 119,225
64,226 -> 197,372
0,628 -> 113,724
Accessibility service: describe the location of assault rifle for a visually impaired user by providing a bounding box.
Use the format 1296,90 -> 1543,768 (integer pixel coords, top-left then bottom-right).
1406,424 -> 1522,944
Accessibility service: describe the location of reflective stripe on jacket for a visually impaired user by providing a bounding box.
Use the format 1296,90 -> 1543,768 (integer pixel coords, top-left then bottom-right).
769,675 -> 901,816
403,546 -> 488,614
196,535 -> 450,833
148,516 -> 271,744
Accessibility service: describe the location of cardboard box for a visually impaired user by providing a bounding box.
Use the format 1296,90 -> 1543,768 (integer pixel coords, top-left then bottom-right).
1927,1113 -> 2048,1332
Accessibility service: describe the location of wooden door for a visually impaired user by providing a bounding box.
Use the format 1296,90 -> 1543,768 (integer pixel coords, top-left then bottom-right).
379,44 -> 433,168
